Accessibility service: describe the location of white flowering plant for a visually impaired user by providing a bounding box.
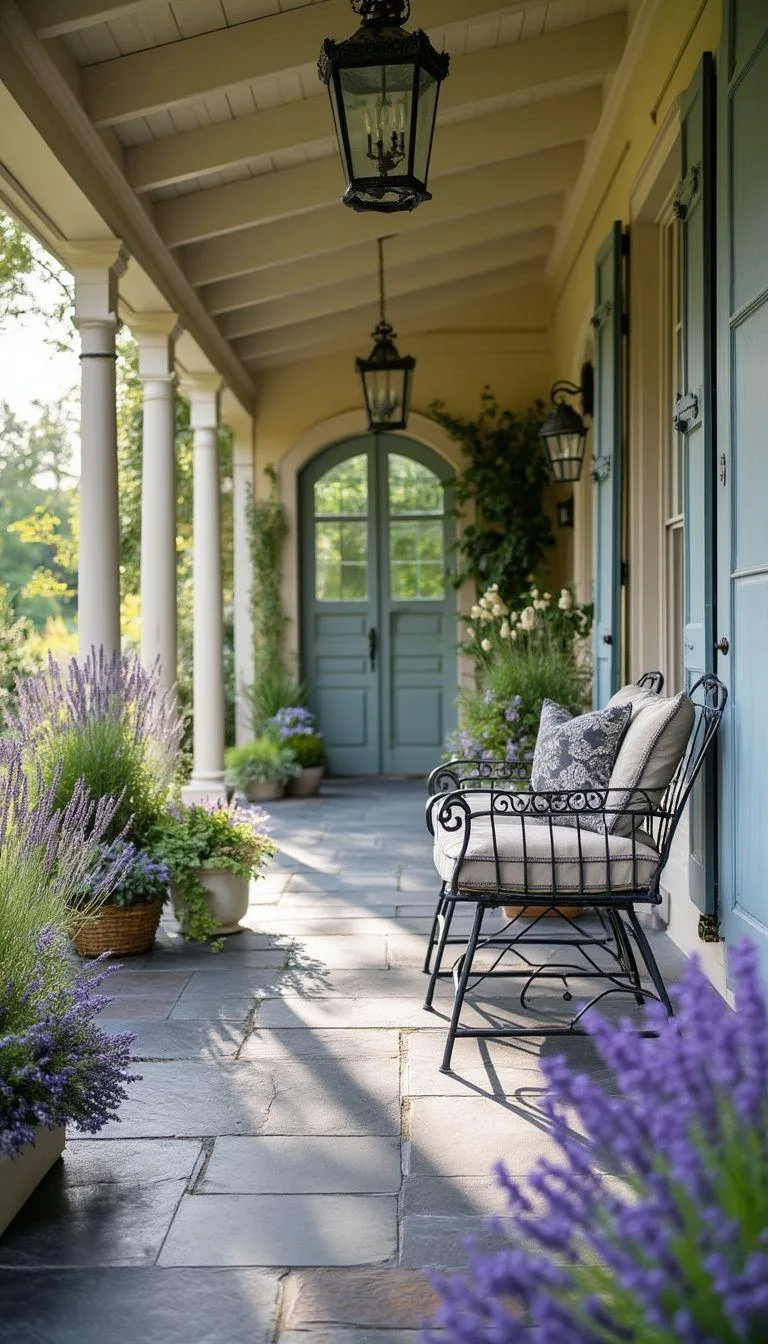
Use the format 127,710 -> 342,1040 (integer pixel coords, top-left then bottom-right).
446,583 -> 593,764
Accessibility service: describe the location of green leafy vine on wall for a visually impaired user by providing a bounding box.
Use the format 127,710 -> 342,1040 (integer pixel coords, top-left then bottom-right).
245,465 -> 291,729
429,387 -> 554,600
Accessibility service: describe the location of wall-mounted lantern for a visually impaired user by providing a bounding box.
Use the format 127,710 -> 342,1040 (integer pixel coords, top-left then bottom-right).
539,362 -> 594,483
556,496 -> 575,529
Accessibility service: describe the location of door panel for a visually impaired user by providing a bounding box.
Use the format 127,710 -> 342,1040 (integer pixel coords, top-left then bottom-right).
678,52 -> 717,917
301,434 -> 456,775
592,221 -> 624,706
717,0 -> 768,976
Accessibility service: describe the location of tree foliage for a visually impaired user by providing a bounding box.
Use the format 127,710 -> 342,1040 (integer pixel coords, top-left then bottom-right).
429,388 -> 554,600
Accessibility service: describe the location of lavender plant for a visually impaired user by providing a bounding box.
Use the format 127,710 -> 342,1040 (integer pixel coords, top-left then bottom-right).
267,707 -> 326,770
425,940 -> 768,1344
74,841 -> 170,910
0,744 -> 129,994
0,928 -> 137,1160
9,647 -> 184,846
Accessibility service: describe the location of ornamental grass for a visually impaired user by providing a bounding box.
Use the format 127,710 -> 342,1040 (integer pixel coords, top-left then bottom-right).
425,941 -> 768,1344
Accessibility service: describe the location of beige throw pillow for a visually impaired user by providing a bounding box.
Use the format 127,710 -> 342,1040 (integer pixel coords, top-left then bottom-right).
604,685 -> 695,835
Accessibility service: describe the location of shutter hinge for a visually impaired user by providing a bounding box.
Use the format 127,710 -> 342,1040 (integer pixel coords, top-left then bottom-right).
591,299 -> 612,329
719,453 -> 727,486
673,386 -> 702,434
620,560 -> 629,587
673,163 -> 702,220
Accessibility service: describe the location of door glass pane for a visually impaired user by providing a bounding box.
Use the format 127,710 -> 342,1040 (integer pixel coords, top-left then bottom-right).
388,454 -> 445,600
315,454 -> 368,516
314,454 -> 368,601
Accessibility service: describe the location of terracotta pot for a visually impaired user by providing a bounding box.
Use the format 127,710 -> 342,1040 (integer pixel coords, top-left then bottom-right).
72,900 -> 163,957
244,779 -> 284,803
172,870 -> 250,936
0,1126 -> 65,1237
285,766 -> 325,798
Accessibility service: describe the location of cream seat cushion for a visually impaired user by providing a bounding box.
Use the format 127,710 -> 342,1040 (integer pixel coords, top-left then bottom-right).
604,686 -> 695,835
433,813 -> 659,895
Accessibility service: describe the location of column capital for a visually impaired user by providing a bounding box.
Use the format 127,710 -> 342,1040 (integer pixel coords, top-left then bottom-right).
132,312 -> 180,382
63,239 -> 128,326
181,372 -> 221,432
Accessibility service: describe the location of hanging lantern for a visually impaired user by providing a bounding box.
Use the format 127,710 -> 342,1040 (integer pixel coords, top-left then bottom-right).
356,238 -> 415,432
539,363 -> 594,483
318,0 -> 450,213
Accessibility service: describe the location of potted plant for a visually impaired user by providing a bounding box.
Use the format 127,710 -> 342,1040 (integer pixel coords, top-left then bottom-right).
72,841 -> 170,958
149,800 -> 277,940
268,706 -> 326,797
224,734 -> 300,802
0,748 -> 136,1235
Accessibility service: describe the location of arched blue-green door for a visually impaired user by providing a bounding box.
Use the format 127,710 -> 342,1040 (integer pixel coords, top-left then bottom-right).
300,434 -> 456,775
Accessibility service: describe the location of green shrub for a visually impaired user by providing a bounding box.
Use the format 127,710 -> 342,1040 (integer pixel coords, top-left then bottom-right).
242,665 -> 305,734
224,735 -> 300,788
283,733 -> 325,769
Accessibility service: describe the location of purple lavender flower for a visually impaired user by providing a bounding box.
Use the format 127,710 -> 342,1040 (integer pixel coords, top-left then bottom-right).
483,689 -> 496,705
425,940 -> 768,1343
0,929 -> 138,1159
268,706 -> 318,740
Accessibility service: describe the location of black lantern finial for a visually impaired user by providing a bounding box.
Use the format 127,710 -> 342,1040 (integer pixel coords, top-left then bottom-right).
539,362 -> 594,483
356,238 -> 415,432
318,0 -> 450,214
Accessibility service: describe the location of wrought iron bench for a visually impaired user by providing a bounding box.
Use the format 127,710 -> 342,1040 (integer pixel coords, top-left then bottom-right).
424,673 -> 726,1073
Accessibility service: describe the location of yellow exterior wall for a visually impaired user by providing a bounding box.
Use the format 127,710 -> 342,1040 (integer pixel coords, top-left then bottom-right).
548,0 -> 724,602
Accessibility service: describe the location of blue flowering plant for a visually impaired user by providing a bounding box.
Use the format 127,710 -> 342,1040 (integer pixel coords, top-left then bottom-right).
426,940 -> 768,1344
0,747 -> 137,1160
268,706 -> 326,770
74,840 -> 170,911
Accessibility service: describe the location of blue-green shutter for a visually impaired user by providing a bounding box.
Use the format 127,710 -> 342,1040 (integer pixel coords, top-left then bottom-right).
592,222 -> 624,707
677,52 -> 717,918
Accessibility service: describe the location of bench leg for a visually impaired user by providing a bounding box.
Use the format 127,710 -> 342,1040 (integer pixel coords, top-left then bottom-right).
423,883 -> 446,974
626,906 -> 674,1017
440,900 -> 485,1074
607,908 -> 646,1006
424,892 -> 458,1009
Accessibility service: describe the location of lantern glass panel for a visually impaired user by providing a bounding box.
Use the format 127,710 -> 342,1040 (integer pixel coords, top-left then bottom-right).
413,65 -> 440,183
339,62 -> 415,185
547,432 -> 583,482
364,363 -> 406,427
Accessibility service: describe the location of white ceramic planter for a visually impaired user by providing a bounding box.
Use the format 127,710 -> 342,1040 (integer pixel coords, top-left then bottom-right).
0,1126 -> 65,1237
171,870 -> 251,936
285,766 -> 325,798
244,779 -> 284,803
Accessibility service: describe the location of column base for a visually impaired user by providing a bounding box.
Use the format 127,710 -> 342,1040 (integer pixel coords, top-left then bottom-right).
181,773 -> 227,806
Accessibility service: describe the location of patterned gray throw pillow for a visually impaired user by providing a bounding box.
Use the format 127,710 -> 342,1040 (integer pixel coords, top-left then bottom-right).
531,699 -> 633,832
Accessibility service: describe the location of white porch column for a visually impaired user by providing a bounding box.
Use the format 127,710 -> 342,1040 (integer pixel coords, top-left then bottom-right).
228,406 -> 255,744
181,374 -> 225,802
65,241 -> 127,658
134,314 -> 179,694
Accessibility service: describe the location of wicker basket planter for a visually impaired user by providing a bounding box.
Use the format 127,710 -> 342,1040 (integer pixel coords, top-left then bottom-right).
285,766 -> 325,798
72,900 -> 163,958
0,1126 -> 65,1237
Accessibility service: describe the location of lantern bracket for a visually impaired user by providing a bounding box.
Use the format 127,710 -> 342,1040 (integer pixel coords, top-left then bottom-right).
351,0 -> 410,23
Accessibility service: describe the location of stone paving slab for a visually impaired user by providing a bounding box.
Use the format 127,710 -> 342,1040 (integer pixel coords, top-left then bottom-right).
279,1332 -> 423,1343
399,1214 -> 514,1269
0,1269 -> 281,1344
283,1267 -> 437,1330
241,1028 -> 400,1062
406,1095 -> 564,1177
290,935 -> 389,969
200,1137 -> 402,1194
401,1174 -> 509,1217
106,1020 -> 248,1060
258,1056 -> 401,1137
159,1194 -> 398,1267
86,1061 -> 276,1138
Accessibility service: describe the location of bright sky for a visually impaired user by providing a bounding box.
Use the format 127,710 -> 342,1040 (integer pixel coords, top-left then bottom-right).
0,264 -> 80,451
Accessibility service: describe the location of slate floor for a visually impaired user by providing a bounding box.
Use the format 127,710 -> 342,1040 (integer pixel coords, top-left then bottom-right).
0,779 -> 687,1343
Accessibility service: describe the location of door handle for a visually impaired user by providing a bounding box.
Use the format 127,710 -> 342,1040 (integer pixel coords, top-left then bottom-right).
368,627 -> 378,672
715,636 -> 730,656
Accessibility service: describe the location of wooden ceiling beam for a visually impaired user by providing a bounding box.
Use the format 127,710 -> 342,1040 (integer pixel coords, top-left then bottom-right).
219,228 -> 552,338
203,195 -> 562,315
236,260 -> 545,363
159,88 -> 600,249
126,14 -> 625,193
19,0 -> 156,38
183,142 -> 582,286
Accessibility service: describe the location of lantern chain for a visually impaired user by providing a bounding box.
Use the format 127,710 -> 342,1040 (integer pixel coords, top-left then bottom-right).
351,0 -> 411,24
